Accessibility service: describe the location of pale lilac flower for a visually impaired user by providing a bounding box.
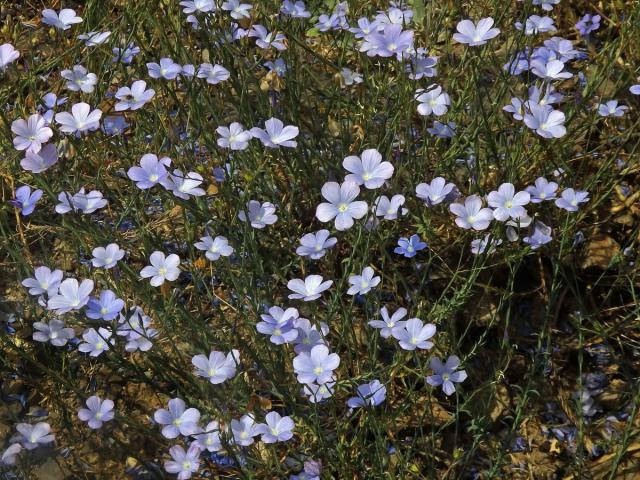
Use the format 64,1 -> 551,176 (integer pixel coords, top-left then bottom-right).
427,355 -> 467,395
361,24 -> 413,59
165,170 -> 206,199
347,266 -> 380,295
515,15 -> 556,35
303,380 -> 336,403
116,308 -> 158,352
127,154 -> 171,189
416,177 -> 457,206
216,123 -> 251,150
154,398 -> 201,439
255,412 -> 295,443
192,350 -> 240,384
141,252 -> 180,286
11,114 -> 52,153
392,318 -> 436,350
47,278 -> 93,313
453,18 -> 500,46
407,54 -> 438,80
55,102 -> 102,135
20,144 -> 58,173
164,444 -> 201,480
78,327 -> 113,357
78,31 -> 111,46
249,25 -> 287,50
180,0 -> 215,13
257,306 -> 299,344
543,38 -> 580,63
0,43 -> 19,71
32,319 -> 74,346
523,221 -> 553,249
41,92 -> 67,124
194,235 -> 234,261
231,414 -> 259,446
526,177 -> 558,202
523,104 -> 566,138
349,17 -> 381,39
293,344 -> 340,384
114,80 -> 155,111
91,243 -> 125,269
288,275 -> 332,301
15,423 -> 55,450
250,117 -> 299,148
533,0 -> 560,11
394,234 -> 427,258
374,194 -> 407,220
42,8 -> 82,30
316,13 -> 341,32
182,64 -> 196,78
102,116 -> 129,135
347,380 -> 386,408
73,189 -> 107,213
264,58 -> 288,77
10,186 -> 42,216
293,319 -> 329,353
503,97 -> 525,120
415,86 -> 450,116
576,14 -> 600,36
470,234 -> 503,255
222,0 -> 252,19
196,63 -> 230,84
427,120 -> 456,138
55,188 -> 107,214
281,0 -> 311,18
238,200 -> 278,228
630,82 -> 640,95
78,396 -> 115,429
86,290 -> 125,321
112,43 -> 140,64
531,59 -> 572,81
343,149 -> 394,189
597,100 -> 628,117
376,6 -> 412,26
22,266 -> 62,297
555,188 -> 589,211
368,306 -> 406,338
450,195 -> 494,230
61,65 -> 97,93
340,68 -> 363,86
0,443 -> 22,466
296,230 -> 337,259
315,181 -> 368,231
147,58 -> 182,80
487,183 -> 530,221
193,421 -> 222,452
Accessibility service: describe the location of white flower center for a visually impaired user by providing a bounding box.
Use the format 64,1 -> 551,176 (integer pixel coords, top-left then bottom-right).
338,203 -> 348,213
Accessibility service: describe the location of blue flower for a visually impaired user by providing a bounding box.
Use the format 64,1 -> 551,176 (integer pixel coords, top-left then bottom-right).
347,380 -> 387,408
394,234 -> 427,258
